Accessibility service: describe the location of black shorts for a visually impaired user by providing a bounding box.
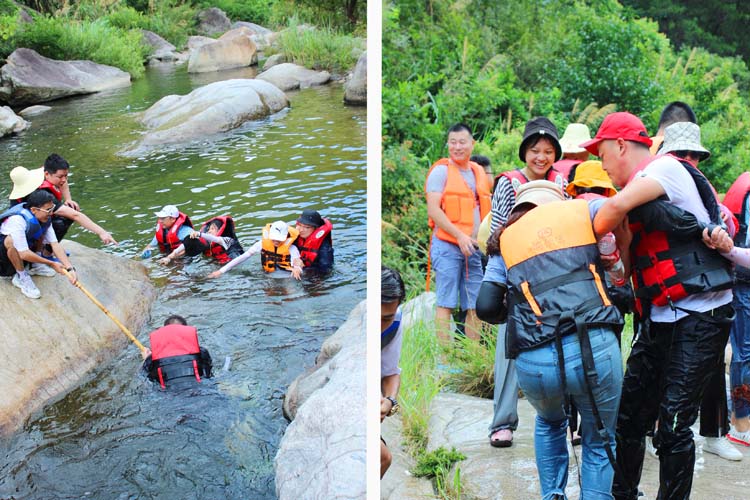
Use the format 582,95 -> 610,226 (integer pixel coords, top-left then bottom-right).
0,234 -> 17,276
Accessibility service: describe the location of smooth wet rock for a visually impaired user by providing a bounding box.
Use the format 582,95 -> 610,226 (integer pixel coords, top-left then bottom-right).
121,78 -> 288,156
275,300 -> 366,500
195,7 -> 231,36
141,29 -> 179,64
262,53 -> 286,71
18,104 -> 51,117
0,48 -> 131,106
381,415 -> 435,499
257,63 -> 330,91
344,51 -> 366,106
187,27 -> 258,73
0,241 -> 155,436
0,105 -> 29,136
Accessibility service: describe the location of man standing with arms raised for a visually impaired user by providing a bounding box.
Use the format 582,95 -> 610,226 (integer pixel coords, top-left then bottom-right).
585,112 -> 735,499
425,123 -> 491,341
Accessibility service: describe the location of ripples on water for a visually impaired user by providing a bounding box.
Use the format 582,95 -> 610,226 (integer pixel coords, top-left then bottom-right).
0,65 -> 366,498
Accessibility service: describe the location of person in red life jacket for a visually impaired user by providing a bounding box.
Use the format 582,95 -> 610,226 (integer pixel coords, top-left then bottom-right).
0,189 -> 78,299
8,159 -> 117,251
292,209 -> 333,275
484,117 -> 564,449
158,215 -> 244,265
586,112 -> 735,499
207,220 -> 303,280
140,205 -> 194,259
141,315 -> 212,390
554,123 -> 592,182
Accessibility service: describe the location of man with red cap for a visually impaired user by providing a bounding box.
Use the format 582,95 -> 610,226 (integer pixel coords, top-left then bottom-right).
586,112 -> 735,499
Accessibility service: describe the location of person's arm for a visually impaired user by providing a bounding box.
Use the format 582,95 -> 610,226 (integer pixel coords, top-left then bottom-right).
54,205 -> 117,245
141,235 -> 157,259
61,183 -> 79,211
593,175 -> 666,238
380,373 -> 400,422
475,254 -> 509,324
159,243 -> 186,265
208,241 -> 261,278
46,233 -> 76,284
289,245 -> 302,279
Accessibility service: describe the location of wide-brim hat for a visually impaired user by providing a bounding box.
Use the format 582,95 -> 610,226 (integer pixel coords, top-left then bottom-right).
565,160 -> 617,198
511,180 -> 566,213
559,123 -> 591,154
297,209 -> 324,227
518,117 -> 562,163
8,166 -> 44,200
660,121 -> 710,161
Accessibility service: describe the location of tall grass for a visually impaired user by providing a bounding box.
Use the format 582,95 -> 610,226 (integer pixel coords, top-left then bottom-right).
272,19 -> 364,73
105,3 -> 196,48
445,328 -> 496,399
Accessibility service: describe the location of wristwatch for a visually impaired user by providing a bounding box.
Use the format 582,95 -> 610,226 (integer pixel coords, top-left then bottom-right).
385,396 -> 399,416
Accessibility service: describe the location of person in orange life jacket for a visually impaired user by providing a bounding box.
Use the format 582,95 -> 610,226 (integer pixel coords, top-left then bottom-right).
425,123 -> 491,343
586,112 -> 735,500
141,315 -> 212,390
207,220 -> 303,280
380,265 -> 405,478
484,117 -> 564,449
140,205 -> 193,259
292,209 -> 333,274
158,216 -> 244,265
8,161 -> 117,250
476,180 -> 624,499
553,123 -> 592,182
649,100 -> 697,155
0,189 -> 78,299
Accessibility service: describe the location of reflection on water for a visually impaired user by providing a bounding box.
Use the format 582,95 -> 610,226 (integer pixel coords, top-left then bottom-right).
0,64 -> 365,499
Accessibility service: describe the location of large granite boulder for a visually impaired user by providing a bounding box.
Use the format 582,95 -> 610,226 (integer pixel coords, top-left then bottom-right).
0,48 -> 131,106
187,27 -> 258,73
141,29 -> 180,64
187,35 -> 216,51
344,51 -> 366,106
120,78 -> 288,156
231,21 -> 273,35
195,7 -> 231,36
275,300 -> 366,500
257,63 -> 331,91
0,105 -> 30,136
0,241 -> 155,436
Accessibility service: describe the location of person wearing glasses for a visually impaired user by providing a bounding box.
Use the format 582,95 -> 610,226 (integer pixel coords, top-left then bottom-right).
0,189 -> 77,299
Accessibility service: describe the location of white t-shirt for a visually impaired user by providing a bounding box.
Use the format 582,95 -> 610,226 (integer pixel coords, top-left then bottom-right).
0,214 -> 57,252
380,308 -> 403,377
635,156 -> 732,322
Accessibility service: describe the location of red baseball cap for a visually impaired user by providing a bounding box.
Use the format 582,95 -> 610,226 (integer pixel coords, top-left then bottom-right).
580,112 -> 653,156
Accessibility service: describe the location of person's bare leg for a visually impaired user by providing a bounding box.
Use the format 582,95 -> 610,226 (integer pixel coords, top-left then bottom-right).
380,440 -> 392,478
465,309 -> 481,341
4,236 -> 24,272
436,306 -> 453,343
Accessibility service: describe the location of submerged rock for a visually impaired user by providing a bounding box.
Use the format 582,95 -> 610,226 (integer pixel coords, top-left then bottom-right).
276,300 -> 366,499
0,105 -> 30,136
120,78 -> 288,156
188,27 -> 258,73
0,48 -> 131,106
18,104 -> 51,117
344,51 -> 366,106
0,241 -> 155,436
257,63 -> 331,91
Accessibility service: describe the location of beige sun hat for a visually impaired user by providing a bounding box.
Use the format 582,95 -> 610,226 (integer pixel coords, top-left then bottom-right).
512,180 -> 566,213
660,122 -> 710,161
559,123 -> 592,154
8,166 -> 44,200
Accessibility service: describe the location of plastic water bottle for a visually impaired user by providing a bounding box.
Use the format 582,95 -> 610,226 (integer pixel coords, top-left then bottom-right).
597,233 -> 626,286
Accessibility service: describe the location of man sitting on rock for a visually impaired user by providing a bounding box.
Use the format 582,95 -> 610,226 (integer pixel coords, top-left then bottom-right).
381,266 -> 405,478
0,189 -> 78,299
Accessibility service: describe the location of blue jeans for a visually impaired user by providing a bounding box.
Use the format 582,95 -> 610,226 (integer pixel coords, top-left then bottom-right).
516,327 -> 623,500
731,284 -> 750,419
430,235 -> 483,310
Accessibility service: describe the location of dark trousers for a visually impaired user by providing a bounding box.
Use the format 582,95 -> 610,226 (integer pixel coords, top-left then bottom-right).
699,359 -> 729,437
612,304 -> 733,500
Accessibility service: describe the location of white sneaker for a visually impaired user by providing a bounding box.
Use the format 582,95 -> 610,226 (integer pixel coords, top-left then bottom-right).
728,426 -> 750,447
646,436 -> 658,459
29,262 -> 57,277
703,436 -> 743,461
12,273 -> 41,299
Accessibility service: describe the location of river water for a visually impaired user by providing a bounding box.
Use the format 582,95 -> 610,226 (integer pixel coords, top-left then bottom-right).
0,64 -> 366,499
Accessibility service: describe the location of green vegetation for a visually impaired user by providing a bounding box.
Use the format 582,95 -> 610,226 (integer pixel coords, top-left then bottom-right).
413,446 -> 466,499
445,331 -> 496,399
270,20 -> 365,73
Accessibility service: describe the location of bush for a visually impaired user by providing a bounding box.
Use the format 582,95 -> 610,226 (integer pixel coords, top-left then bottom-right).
106,3 -> 195,48
445,330 -> 496,399
198,0 -> 275,27
14,16 -> 149,78
273,19 -> 364,73
0,11 -> 18,58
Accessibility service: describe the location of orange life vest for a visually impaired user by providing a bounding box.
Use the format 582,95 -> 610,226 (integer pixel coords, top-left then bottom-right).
261,224 -> 299,272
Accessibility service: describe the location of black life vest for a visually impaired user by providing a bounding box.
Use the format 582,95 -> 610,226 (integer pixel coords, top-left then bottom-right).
155,212 -> 193,253
148,324 -> 210,389
297,218 -> 333,267
199,215 -> 244,264
0,203 -> 52,247
499,199 -> 622,358
724,172 -> 750,284
627,156 -> 734,314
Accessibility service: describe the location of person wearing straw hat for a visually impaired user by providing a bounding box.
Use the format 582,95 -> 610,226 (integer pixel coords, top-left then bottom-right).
553,123 -> 592,181
477,179 -> 624,499
587,112 -> 735,499
0,189 -> 77,299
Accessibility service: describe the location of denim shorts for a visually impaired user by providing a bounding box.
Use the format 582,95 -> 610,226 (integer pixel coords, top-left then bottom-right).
430,235 -> 483,310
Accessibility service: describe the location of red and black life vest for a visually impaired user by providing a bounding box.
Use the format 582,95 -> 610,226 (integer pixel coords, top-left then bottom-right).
149,324 -> 207,389
38,180 -> 62,202
627,155 -> 734,314
724,172 -> 750,283
493,167 -> 565,194
198,215 -> 244,264
296,218 -> 333,267
155,212 -> 193,253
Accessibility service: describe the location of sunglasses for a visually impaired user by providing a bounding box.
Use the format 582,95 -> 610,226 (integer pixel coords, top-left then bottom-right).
33,206 -> 54,214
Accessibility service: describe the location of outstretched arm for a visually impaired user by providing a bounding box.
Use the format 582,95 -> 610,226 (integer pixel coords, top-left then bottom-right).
54,205 -> 117,245
208,241 -> 261,278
